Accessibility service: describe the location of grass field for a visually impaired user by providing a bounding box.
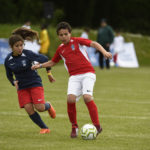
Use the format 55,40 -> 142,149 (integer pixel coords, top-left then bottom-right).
0,65 -> 150,150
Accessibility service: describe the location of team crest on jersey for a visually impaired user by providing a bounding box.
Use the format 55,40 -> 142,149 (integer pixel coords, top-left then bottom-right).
71,44 -> 75,51
22,60 -> 26,67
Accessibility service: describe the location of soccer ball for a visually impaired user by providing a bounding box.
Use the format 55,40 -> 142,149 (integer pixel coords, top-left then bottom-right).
81,124 -> 97,140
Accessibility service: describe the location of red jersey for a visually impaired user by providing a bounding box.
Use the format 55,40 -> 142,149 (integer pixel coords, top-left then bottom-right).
52,37 -> 95,76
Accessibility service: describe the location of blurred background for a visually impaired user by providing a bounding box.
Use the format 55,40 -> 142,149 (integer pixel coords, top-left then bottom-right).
0,0 -> 150,66
0,0 -> 150,33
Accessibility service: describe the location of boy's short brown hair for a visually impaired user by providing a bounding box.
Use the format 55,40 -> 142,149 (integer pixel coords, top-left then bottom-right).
56,22 -> 72,35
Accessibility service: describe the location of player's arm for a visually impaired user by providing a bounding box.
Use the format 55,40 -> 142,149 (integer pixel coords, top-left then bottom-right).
90,41 -> 112,59
4,61 -> 19,89
27,50 -> 55,81
32,48 -> 61,70
32,59 -> 55,83
32,60 -> 56,83
47,69 -> 56,83
31,60 -> 56,70
4,62 -> 14,85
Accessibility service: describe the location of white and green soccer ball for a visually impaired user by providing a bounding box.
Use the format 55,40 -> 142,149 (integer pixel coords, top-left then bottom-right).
81,124 -> 97,140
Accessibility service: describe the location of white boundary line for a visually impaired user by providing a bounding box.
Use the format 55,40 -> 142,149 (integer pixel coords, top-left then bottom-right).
0,112 -> 149,120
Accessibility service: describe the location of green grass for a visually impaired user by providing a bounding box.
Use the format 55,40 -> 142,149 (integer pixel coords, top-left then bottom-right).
0,65 -> 150,150
0,24 -> 150,66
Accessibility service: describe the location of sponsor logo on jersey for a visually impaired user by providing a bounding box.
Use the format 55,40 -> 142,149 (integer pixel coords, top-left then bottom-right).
22,60 -> 26,67
71,44 -> 75,51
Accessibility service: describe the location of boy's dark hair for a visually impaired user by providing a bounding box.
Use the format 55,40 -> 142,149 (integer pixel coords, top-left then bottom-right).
56,22 -> 72,35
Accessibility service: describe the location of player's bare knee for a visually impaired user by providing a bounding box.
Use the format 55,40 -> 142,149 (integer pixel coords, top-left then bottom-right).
67,94 -> 76,103
24,103 -> 35,115
35,104 -> 45,112
83,94 -> 92,103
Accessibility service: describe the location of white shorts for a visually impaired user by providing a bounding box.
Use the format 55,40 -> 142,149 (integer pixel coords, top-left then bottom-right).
67,73 -> 96,101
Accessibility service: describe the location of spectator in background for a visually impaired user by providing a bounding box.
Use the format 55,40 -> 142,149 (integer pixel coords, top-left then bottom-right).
22,20 -> 31,29
22,21 -> 40,53
81,27 -> 90,50
112,29 -> 125,66
81,27 -> 90,39
97,18 -> 114,69
39,24 -> 50,57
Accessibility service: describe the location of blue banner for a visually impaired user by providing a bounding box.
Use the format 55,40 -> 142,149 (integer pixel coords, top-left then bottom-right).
86,47 -> 99,66
0,39 -> 11,64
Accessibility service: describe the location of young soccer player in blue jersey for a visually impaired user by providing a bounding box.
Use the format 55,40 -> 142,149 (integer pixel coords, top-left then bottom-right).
4,27 -> 56,134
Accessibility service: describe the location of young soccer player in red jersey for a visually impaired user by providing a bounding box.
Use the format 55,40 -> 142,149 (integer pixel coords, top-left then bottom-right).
32,22 -> 112,138
4,28 -> 56,134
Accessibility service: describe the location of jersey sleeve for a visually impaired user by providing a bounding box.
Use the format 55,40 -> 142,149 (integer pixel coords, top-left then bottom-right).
51,48 -> 62,63
4,59 -> 15,86
74,37 -> 92,47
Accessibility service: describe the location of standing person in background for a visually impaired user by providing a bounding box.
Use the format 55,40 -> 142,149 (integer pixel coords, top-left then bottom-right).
81,27 -> 90,39
31,22 -> 112,138
22,20 -> 31,29
81,27 -> 90,50
22,21 -> 41,54
4,27 -> 56,134
39,24 -> 50,57
112,29 -> 125,66
97,18 -> 114,69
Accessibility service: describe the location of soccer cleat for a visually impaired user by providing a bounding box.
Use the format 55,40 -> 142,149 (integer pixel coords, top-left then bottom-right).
96,127 -> 102,136
40,128 -> 50,134
47,102 -> 56,119
71,128 -> 78,138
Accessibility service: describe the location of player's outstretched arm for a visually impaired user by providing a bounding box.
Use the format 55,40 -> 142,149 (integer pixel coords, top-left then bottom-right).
90,41 -> 112,59
31,60 -> 56,70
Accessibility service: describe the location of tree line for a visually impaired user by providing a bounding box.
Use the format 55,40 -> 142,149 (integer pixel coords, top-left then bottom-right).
0,0 -> 150,34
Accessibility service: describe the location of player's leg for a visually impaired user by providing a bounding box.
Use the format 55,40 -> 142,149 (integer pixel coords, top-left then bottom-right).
82,73 -> 102,134
67,94 -> 78,127
67,75 -> 81,138
106,58 -> 110,69
24,103 -> 49,133
67,94 -> 79,138
99,52 -> 104,69
83,95 -> 102,134
18,88 -> 50,134
105,46 -> 110,69
34,103 -> 56,119
31,86 -> 56,119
